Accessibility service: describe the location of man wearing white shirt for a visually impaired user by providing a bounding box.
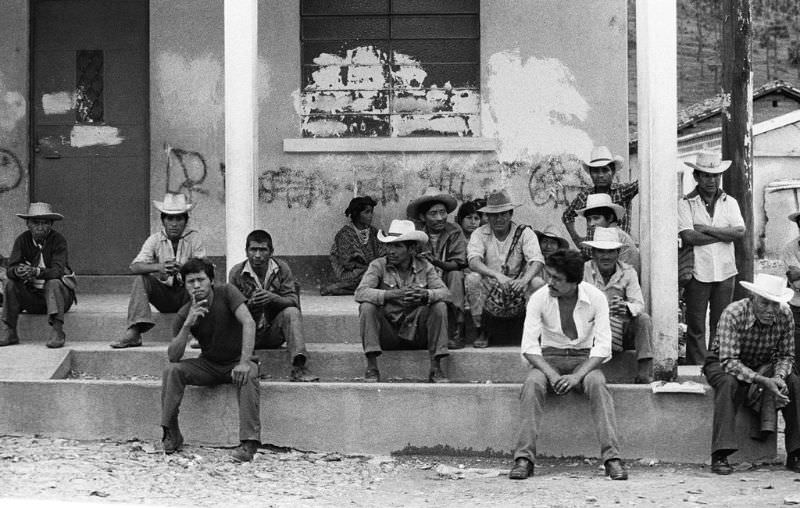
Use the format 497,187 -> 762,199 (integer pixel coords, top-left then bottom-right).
678,152 -> 745,365
509,250 -> 626,481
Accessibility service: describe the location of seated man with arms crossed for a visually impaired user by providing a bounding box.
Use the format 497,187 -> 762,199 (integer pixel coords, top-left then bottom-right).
161,258 -> 261,462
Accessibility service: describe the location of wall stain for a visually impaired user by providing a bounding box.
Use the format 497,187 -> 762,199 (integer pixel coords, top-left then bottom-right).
527,155 -> 591,208
0,148 -> 23,194
258,166 -> 339,208
164,143 -> 208,199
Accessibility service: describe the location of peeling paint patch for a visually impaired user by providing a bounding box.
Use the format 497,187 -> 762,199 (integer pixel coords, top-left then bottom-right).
42,91 -> 75,115
483,50 -> 593,162
70,125 -> 124,147
0,73 -> 26,132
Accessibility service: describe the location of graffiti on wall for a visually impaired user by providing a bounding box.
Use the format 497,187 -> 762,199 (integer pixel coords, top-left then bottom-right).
0,149 -> 23,194
164,143 -> 208,199
258,166 -> 339,208
527,155 -> 591,208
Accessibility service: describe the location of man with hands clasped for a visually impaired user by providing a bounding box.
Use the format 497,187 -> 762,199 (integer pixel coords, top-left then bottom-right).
161,257 -> 261,462
509,250 -> 627,481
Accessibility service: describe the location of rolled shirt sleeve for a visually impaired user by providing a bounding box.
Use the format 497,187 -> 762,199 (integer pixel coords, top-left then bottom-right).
520,227 -> 544,265
677,198 -> 693,233
587,287 -> 613,359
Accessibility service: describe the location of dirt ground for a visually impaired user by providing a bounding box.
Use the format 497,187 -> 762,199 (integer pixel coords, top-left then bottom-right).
1,436 -> 799,507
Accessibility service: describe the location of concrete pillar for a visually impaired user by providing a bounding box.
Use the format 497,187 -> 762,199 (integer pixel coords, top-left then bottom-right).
224,0 -> 258,279
636,0 -> 679,380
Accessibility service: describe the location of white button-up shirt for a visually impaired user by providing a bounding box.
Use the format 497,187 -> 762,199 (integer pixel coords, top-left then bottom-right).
678,190 -> 744,283
520,282 -> 612,363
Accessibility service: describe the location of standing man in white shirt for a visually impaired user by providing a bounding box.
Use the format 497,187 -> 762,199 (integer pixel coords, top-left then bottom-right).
678,152 -> 745,365
509,250 -> 627,481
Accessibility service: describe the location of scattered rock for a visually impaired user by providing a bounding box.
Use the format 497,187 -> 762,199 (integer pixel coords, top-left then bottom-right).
785,494 -> 800,505
637,458 -> 659,466
586,495 -> 598,503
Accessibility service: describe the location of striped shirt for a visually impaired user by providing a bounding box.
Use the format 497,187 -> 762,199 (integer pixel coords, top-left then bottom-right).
709,298 -> 795,383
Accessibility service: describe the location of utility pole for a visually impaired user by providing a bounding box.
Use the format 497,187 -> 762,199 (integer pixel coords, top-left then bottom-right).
721,0 -> 754,295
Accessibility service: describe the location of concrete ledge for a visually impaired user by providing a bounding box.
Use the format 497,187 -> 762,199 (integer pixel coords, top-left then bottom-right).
63,344 -> 641,383
0,380 -> 774,463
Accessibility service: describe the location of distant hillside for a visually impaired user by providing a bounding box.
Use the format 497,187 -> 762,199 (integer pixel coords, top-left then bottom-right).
628,0 -> 800,137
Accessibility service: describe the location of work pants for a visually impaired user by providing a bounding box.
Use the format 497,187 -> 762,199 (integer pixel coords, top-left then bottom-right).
359,301 -> 449,358
704,360 -> 800,456
254,307 -> 308,362
161,356 -> 261,442
127,275 -> 188,332
513,349 -> 621,463
621,312 -> 655,361
683,276 -> 735,365
2,279 -> 73,327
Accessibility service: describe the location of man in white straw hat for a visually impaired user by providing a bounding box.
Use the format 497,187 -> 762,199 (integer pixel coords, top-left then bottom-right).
782,210 -> 800,371
678,151 -> 745,365
0,202 -> 75,348
407,187 -> 467,349
577,193 -> 640,274
111,193 -> 206,348
466,189 -> 544,347
703,273 -> 800,475
355,219 -> 451,383
582,227 -> 653,383
562,145 -> 639,247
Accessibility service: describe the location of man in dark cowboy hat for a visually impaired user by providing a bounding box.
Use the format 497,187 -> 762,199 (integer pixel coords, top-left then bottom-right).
111,193 -> 207,348
0,202 -> 75,348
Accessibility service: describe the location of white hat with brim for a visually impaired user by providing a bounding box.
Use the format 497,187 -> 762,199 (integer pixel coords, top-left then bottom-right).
377,219 -> 429,244
581,227 -> 624,250
477,189 -> 520,214
582,146 -> 624,172
684,151 -> 732,174
406,187 -> 458,219
789,211 -> 800,223
577,193 -> 626,221
16,202 -> 64,221
535,225 -> 569,250
739,273 -> 794,304
153,193 -> 195,214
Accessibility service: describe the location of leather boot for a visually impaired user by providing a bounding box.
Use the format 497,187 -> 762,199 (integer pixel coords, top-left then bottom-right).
46,320 -> 66,348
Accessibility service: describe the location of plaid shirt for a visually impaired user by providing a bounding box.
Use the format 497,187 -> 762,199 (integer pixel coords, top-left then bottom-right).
561,181 -> 639,234
709,298 -> 795,383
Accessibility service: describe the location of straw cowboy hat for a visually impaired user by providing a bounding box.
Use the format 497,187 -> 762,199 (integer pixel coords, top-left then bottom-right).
406,187 -> 458,219
477,189 -> 520,214
788,211 -> 800,224
377,219 -> 429,244
583,146 -> 624,172
535,225 -> 569,250
577,193 -> 626,221
16,202 -> 63,221
739,273 -> 794,304
684,151 -> 732,174
581,227 -> 624,250
153,193 -> 195,214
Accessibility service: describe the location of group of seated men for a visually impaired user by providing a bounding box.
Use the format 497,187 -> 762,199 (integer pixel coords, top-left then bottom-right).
1,145 -> 798,477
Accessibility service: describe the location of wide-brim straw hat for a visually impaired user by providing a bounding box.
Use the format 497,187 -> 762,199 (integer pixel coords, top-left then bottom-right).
406,187 -> 458,219
739,273 -> 794,304
153,193 -> 195,214
577,193 -> 626,221
377,219 -> 429,244
16,202 -> 63,221
582,145 -> 624,172
534,225 -> 569,250
684,151 -> 732,174
788,211 -> 800,223
581,226 -> 624,250
477,189 -> 520,214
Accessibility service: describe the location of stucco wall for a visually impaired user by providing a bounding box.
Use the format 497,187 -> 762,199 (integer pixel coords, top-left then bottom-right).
149,0 -> 226,251
0,0 -> 29,254
258,0 -> 629,257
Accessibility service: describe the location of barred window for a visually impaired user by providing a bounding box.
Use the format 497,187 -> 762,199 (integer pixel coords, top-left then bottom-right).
299,0 -> 480,138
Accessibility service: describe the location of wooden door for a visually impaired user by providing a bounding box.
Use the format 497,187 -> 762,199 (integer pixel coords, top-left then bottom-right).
32,0 -> 149,274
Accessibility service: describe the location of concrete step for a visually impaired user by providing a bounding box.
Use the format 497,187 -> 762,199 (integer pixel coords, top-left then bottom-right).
0,378 -> 773,464
15,293 -> 359,344
63,343 -> 644,383
0,344 -> 72,380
